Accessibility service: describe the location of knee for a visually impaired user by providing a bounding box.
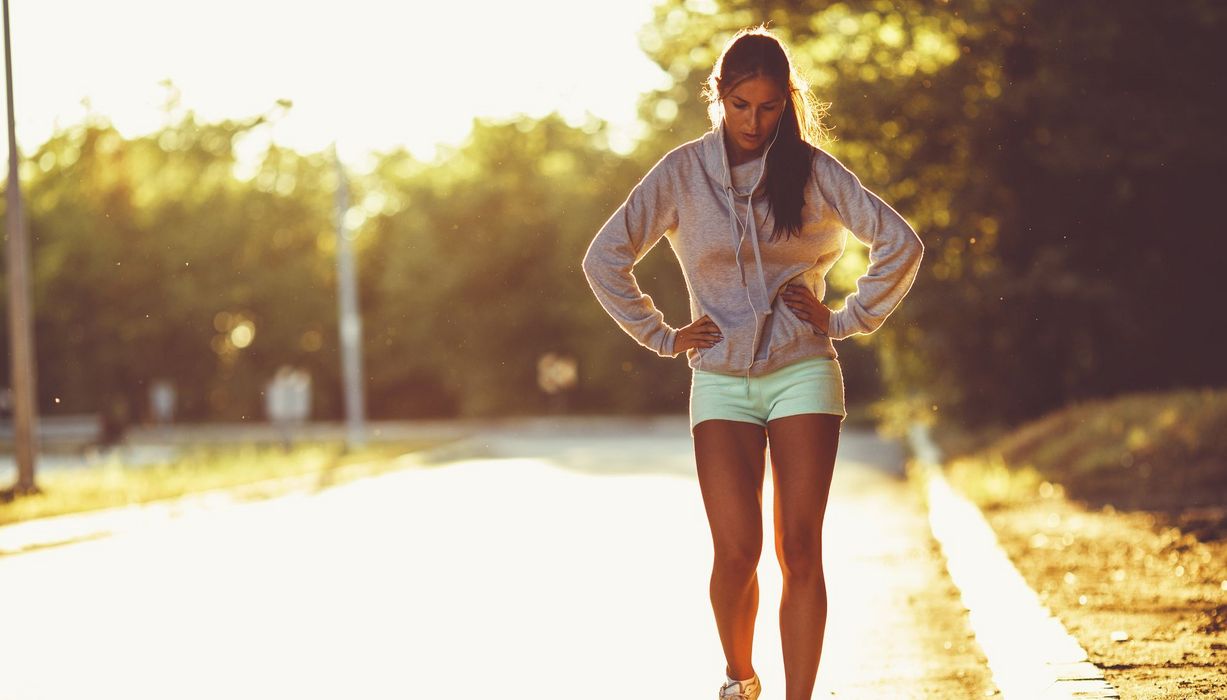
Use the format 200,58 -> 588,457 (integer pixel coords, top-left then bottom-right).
778,533 -> 823,581
713,537 -> 762,578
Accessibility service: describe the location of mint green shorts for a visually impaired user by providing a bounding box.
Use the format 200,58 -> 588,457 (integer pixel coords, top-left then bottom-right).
689,355 -> 846,432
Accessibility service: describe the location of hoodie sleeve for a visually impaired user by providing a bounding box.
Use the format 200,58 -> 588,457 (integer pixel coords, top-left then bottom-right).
581,152 -> 682,358
813,149 -> 924,341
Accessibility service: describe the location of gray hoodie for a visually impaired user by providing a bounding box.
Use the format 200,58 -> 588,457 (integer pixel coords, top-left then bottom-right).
581,121 -> 923,382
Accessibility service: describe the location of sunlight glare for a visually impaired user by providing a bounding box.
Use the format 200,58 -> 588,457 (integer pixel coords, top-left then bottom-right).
4,0 -> 669,174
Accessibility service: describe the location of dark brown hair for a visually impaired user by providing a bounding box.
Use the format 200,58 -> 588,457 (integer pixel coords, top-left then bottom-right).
704,26 -> 830,241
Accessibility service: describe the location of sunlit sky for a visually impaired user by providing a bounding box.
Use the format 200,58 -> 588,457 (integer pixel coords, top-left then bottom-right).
2,0 -> 669,173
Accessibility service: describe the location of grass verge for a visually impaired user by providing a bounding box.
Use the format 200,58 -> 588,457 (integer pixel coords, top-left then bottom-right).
0,438 -> 450,527
935,387 -> 1227,522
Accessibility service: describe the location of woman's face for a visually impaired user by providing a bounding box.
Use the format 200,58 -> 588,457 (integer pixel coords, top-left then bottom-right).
721,75 -> 788,161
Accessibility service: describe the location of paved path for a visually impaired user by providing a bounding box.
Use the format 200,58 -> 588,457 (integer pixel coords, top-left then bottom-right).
0,417 -> 992,699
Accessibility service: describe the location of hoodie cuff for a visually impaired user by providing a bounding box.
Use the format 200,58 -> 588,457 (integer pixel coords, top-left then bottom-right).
657,326 -> 680,358
826,309 -> 847,341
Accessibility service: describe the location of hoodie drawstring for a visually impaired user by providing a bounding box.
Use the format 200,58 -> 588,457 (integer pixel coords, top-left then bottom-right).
718,118 -> 784,396
725,187 -> 764,401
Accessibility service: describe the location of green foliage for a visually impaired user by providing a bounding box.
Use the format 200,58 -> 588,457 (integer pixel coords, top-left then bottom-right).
1,111 -> 344,423
946,387 -> 1227,510
360,114 -> 693,417
634,0 -> 1227,426
0,1 -> 1221,427
0,105 -> 705,423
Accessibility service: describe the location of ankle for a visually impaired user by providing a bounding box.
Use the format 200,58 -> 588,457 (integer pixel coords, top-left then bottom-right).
725,665 -> 756,682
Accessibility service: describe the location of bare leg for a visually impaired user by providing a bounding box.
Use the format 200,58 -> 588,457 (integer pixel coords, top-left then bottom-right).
766,413 -> 841,700
693,419 -> 768,682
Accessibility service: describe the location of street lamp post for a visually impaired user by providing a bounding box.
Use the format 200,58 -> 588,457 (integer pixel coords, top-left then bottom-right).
2,0 -> 39,497
333,145 -> 366,450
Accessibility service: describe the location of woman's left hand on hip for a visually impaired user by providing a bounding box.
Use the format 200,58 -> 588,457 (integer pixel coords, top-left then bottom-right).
781,284 -> 832,335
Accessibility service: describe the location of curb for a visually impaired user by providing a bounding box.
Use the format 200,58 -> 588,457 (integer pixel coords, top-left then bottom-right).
910,424 -> 1121,699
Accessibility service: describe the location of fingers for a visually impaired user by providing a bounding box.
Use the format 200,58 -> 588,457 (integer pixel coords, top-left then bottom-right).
781,283 -> 814,301
697,325 -> 723,348
685,315 -> 723,350
781,286 -> 809,313
782,285 -> 832,332
782,285 -> 827,313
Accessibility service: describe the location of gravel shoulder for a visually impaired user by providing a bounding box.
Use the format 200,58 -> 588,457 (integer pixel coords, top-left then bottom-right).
927,390 -> 1227,698
974,495 -> 1227,698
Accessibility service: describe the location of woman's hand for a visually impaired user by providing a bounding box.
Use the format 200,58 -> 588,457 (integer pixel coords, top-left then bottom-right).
673,314 -> 723,354
781,284 -> 832,335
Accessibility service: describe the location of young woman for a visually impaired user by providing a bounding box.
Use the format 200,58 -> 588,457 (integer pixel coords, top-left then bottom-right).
581,26 -> 924,700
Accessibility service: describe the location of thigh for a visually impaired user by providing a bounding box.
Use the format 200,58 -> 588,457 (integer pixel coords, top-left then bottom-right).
692,419 -> 769,552
766,413 -> 842,545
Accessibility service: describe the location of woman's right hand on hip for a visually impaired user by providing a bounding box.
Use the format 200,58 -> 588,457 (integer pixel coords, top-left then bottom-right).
673,314 -> 723,354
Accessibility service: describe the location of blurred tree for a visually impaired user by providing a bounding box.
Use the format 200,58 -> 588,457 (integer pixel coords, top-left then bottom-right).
1,106 -> 692,423
361,113 -> 691,418
631,0 -> 1226,427
3,1 -> 1220,427
0,106 -> 345,424
985,1 -> 1226,412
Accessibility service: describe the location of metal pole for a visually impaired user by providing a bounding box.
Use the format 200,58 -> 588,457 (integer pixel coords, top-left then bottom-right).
2,0 -> 39,496
332,145 -> 365,450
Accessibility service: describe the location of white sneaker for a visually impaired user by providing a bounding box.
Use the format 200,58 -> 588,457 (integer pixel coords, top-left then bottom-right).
718,674 -> 761,700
